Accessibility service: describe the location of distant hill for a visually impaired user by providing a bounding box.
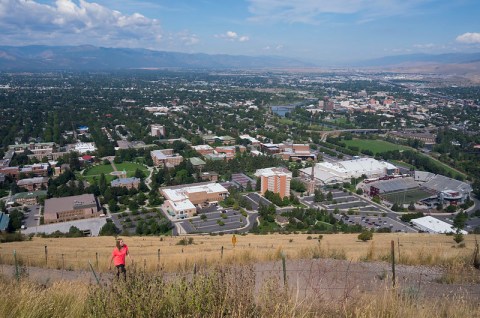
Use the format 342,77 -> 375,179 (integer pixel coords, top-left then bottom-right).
0,45 -> 314,71
355,52 -> 480,67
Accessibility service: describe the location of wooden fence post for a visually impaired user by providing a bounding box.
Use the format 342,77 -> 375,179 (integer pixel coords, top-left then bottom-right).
391,240 -> 396,288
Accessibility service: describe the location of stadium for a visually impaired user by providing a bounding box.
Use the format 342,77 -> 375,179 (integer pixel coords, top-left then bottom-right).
365,171 -> 472,207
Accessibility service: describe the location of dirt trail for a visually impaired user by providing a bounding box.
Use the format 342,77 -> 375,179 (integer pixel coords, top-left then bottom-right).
2,259 -> 479,300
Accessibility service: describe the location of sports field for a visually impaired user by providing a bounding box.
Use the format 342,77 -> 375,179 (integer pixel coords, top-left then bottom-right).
382,188 -> 433,205
343,139 -> 411,155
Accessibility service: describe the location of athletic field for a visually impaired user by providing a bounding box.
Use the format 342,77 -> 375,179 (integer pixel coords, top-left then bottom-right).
381,188 -> 433,205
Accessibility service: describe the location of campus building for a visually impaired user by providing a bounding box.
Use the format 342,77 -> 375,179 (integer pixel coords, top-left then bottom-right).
17,177 -> 49,191
150,124 -> 166,137
43,194 -> 102,224
161,182 -> 229,218
151,149 -> 183,168
301,158 -> 398,185
11,191 -> 47,206
111,177 -> 141,190
254,167 -> 292,199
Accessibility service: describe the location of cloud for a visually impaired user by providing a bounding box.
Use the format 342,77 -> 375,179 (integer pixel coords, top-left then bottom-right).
0,0 -> 169,48
456,32 -> 480,44
413,43 -> 435,49
215,31 -> 250,42
176,31 -> 200,46
246,0 -> 433,24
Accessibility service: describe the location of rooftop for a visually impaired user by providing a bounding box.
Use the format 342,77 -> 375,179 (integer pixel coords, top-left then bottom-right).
44,194 -> 98,216
411,216 -> 467,234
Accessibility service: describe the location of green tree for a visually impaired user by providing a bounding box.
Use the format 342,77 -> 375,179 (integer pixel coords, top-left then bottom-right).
68,226 -> 84,237
7,209 -> 24,232
99,220 -> 119,236
408,201 -> 415,211
453,233 -> 464,244
358,231 -> 373,242
326,191 -> 333,201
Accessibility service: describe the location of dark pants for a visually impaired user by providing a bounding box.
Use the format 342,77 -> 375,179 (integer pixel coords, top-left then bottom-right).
116,264 -> 126,280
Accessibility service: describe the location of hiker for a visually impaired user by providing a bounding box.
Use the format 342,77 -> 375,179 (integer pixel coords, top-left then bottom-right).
109,238 -> 132,280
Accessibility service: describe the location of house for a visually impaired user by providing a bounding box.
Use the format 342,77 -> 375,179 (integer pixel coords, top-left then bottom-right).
43,194 -> 102,224
275,216 -> 290,228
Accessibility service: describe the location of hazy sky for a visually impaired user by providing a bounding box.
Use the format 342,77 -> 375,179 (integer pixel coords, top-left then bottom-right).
1,0 -> 480,63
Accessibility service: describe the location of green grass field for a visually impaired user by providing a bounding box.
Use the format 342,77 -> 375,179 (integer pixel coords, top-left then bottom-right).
343,139 -> 411,155
382,188 -> 433,205
114,162 -> 149,177
83,162 -> 148,183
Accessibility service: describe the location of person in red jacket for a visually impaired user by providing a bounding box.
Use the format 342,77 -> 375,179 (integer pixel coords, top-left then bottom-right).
109,238 -> 132,280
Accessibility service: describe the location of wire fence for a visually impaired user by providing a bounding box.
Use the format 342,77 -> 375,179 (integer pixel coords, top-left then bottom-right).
2,239 -> 480,301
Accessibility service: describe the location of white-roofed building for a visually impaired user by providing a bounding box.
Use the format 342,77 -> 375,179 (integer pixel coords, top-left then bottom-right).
301,158 -> 398,184
411,216 -> 467,234
72,142 -> 97,154
161,182 -> 229,218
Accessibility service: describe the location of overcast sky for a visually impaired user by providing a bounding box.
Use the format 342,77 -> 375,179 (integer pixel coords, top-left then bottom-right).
1,0 -> 480,63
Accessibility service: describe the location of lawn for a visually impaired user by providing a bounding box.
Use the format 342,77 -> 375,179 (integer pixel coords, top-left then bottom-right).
114,162 -> 148,177
83,161 -> 148,183
83,164 -> 115,182
343,139 -> 411,155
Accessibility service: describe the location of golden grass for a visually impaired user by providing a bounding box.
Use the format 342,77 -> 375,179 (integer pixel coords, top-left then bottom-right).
0,233 -> 478,272
1,269 -> 479,318
0,279 -> 88,318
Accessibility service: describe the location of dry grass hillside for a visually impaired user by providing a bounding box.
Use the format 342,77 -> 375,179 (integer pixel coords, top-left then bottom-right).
1,233 -> 478,272
1,233 -> 480,317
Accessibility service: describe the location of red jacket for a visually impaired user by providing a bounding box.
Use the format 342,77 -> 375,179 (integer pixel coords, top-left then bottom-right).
112,244 -> 129,266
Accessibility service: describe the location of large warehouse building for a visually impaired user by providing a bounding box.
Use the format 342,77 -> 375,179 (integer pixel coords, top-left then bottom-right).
411,216 -> 467,234
300,158 -> 398,185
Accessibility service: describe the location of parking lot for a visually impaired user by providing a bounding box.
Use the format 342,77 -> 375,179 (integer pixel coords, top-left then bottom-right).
244,193 -> 272,210
179,209 -> 247,233
23,205 -> 41,228
301,190 -> 417,233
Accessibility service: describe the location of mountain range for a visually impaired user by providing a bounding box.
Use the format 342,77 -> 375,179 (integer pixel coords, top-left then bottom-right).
0,45 -> 480,71
0,45 -> 313,70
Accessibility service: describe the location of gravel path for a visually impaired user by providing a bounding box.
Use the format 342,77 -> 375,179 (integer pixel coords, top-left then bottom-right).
2,259 -> 479,300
